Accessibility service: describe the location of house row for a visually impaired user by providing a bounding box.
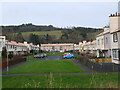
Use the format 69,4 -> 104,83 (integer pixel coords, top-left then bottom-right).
0,36 -> 40,56
82,40 -> 97,55
41,43 -> 75,52
82,12 -> 120,64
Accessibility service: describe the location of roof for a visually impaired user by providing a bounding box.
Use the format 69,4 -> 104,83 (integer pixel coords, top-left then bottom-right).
17,43 -> 26,47
91,40 -> 96,44
97,32 -> 103,37
41,43 -> 74,47
84,40 -> 96,46
111,28 -> 120,33
5,41 -> 26,47
103,29 -> 110,35
84,42 -> 91,46
0,36 -> 5,39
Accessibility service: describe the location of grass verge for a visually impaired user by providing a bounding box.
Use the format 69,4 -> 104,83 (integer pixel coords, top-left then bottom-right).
2,73 -> 118,88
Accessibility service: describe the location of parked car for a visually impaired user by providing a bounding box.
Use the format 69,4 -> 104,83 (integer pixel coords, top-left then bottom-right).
43,53 -> 47,57
62,53 -> 71,56
34,54 -> 44,58
60,50 -> 64,52
62,53 -> 74,59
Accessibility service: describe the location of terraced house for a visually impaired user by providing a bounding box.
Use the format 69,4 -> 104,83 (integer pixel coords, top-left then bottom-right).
81,12 -> 120,64
0,36 -> 40,56
82,40 -> 97,55
96,12 -> 120,64
0,36 -> 5,57
41,43 -> 74,52
110,13 -> 120,64
96,26 -> 111,58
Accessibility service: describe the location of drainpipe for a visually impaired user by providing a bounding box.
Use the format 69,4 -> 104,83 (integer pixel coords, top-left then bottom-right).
7,40 -> 9,74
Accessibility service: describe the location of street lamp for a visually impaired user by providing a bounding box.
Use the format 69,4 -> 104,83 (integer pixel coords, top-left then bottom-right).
7,40 -> 9,74
33,47 -> 34,56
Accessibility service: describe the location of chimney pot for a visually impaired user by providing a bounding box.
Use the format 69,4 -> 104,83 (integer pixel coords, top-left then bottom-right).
116,12 -> 117,16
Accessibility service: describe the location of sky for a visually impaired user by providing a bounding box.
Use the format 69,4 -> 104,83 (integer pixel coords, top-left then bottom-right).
0,1 -> 119,28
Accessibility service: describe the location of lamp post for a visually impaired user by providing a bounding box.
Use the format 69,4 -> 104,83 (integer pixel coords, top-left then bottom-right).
33,47 -> 34,56
7,40 -> 9,74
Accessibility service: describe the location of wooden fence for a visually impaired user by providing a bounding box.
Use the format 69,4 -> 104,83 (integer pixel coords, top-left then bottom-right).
89,58 -> 112,64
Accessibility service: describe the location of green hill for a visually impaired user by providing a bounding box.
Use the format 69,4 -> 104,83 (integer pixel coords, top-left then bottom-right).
2,23 -> 103,44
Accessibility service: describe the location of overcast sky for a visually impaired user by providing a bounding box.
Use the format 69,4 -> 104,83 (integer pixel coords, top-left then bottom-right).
0,2 -> 118,28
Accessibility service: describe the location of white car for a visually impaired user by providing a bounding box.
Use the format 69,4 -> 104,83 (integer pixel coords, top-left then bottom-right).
43,53 -> 47,57
60,50 -> 64,52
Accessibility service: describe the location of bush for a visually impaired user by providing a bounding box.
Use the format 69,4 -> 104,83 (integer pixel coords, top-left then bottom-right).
8,52 -> 14,59
77,52 -> 80,55
76,55 -> 89,65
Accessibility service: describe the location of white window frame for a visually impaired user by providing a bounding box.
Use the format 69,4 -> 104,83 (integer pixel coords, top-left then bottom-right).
113,50 -> 119,60
113,33 -> 118,42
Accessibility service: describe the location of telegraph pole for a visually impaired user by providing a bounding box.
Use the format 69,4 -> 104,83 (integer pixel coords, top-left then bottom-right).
7,40 -> 9,74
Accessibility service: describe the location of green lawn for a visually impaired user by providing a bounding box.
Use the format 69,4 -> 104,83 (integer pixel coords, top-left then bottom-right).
3,61 -> 84,74
2,73 -> 118,88
27,55 -> 40,60
45,52 -> 65,56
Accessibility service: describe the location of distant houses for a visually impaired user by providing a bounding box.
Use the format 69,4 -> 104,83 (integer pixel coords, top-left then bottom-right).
41,43 -> 74,52
0,38 -> 40,56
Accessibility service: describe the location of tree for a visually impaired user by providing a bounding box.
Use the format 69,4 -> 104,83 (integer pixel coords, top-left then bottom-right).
16,32 -> 25,42
29,34 -> 40,44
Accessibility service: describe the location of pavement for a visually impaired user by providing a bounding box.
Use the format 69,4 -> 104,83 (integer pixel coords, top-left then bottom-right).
2,56 -> 98,76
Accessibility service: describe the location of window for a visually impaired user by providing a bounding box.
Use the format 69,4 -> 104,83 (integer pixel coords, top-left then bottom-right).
11,45 -> 12,49
102,39 -> 104,45
106,37 -> 108,44
113,33 -> 118,42
113,50 -> 119,60
98,40 -> 100,45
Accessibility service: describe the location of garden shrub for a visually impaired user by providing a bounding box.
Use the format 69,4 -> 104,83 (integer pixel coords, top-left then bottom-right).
8,52 -> 14,59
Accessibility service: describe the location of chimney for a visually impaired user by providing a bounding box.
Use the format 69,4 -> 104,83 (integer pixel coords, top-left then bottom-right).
116,12 -> 117,16
118,13 -> 120,16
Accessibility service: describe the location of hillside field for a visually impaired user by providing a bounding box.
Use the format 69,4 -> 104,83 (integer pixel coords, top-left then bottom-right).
11,30 -> 62,38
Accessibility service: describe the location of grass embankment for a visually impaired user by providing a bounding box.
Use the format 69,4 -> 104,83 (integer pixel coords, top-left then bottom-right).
45,52 -> 65,56
2,73 -> 118,88
3,61 -> 84,74
11,30 -> 62,38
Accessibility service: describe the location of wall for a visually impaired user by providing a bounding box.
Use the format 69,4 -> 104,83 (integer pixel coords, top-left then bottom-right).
96,35 -> 104,50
